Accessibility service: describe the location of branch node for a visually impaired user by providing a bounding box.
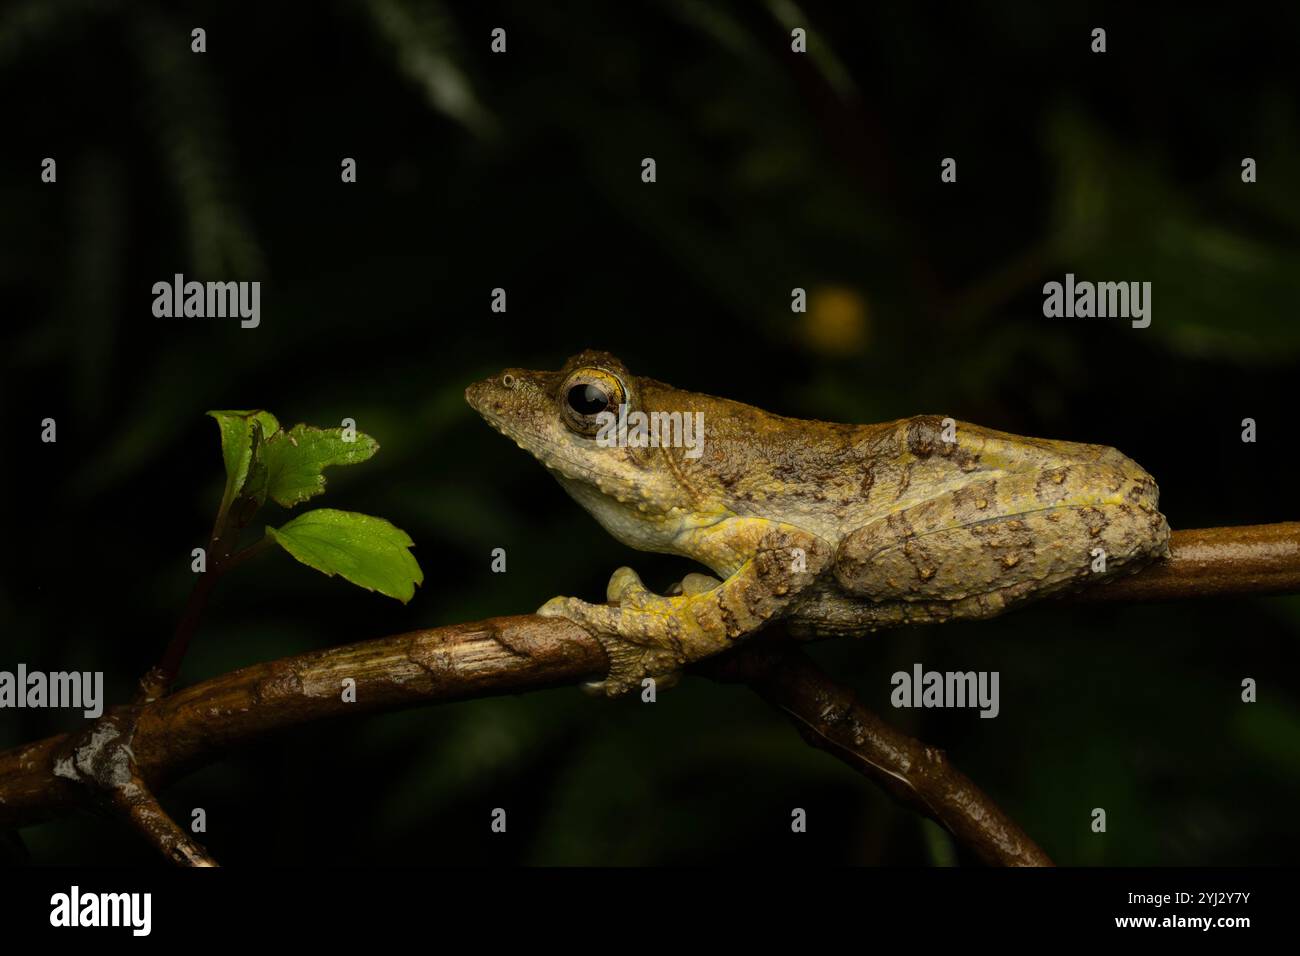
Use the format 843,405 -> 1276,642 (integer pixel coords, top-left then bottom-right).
53,708 -> 218,867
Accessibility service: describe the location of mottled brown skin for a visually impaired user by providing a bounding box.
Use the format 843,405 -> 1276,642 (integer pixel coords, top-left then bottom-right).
467,351 -> 1171,696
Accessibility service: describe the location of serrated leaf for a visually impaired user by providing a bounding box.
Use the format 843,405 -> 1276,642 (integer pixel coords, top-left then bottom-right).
207,409 -> 281,512
266,508 -> 423,602
260,424 -> 380,508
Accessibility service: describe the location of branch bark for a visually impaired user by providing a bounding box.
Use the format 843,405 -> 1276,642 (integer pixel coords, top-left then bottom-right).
1066,522 -> 1300,603
0,615 -> 608,833
702,635 -> 1053,866
1,522 -> 1296,863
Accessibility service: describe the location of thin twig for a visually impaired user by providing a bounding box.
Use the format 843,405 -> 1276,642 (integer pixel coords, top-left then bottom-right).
139,525 -> 276,703
105,775 -> 218,867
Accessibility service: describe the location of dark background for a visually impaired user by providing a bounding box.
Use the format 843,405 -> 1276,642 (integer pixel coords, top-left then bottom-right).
2,0 -> 1298,865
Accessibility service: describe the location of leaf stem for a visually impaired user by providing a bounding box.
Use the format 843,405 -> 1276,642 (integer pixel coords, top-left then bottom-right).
136,506 -> 272,701
221,534 -> 276,573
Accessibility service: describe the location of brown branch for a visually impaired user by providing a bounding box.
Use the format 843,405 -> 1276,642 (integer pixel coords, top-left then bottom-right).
1,521 -> 1297,864
0,615 -> 608,834
702,635 -> 1053,866
43,710 -> 218,866
1066,522 -> 1300,603
110,782 -> 219,867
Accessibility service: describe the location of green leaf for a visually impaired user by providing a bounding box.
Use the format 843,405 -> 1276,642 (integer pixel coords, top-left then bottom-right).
207,409 -> 281,513
259,424 -> 380,508
265,508 -> 423,602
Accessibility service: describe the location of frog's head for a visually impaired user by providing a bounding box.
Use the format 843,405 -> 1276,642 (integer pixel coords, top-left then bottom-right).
467,351 -> 709,545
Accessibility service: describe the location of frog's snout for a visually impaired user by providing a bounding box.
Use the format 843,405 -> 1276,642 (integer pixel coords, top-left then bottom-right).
466,370 -> 527,421
464,378 -> 488,413
465,375 -> 501,417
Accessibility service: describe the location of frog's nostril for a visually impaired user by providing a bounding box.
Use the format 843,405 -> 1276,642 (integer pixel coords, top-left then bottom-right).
502,373 -> 516,389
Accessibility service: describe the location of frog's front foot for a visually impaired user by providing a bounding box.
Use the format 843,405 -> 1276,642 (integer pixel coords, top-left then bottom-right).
537,567 -> 703,698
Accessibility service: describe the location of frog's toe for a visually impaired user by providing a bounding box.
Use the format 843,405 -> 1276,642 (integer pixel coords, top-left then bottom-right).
583,669 -> 683,698
536,595 -> 575,617
581,675 -> 634,698
648,668 -> 683,691
537,595 -> 611,630
605,566 -> 649,605
678,572 -> 722,596
583,650 -> 684,698
606,567 -> 640,595
665,572 -> 722,596
537,594 -> 625,643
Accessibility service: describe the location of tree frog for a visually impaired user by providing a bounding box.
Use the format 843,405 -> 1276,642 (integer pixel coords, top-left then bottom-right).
467,351 -> 1170,696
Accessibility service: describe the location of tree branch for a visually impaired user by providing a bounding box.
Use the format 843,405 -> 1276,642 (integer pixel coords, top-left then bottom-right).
1066,522 -> 1300,603
0,616 -> 608,833
702,635 -> 1053,866
1,521 -> 1296,863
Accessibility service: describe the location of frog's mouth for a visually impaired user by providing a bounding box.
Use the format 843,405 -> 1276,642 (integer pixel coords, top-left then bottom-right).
466,378 -> 625,486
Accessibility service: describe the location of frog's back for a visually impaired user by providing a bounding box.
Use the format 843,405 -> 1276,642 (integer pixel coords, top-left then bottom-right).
681,406 -> 1150,540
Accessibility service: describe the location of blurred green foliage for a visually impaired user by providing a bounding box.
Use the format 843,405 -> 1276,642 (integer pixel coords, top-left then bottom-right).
1,0 -> 1297,865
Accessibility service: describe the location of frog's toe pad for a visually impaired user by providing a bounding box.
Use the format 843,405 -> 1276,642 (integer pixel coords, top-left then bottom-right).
536,595 -> 575,617
605,566 -> 650,605
678,572 -> 722,596
581,667 -> 683,698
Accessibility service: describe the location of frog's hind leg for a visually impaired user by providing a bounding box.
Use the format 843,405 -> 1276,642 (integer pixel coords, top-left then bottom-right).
831,462 -> 1170,625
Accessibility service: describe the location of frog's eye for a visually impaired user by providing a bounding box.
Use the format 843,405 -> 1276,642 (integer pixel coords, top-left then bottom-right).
559,368 -> 626,436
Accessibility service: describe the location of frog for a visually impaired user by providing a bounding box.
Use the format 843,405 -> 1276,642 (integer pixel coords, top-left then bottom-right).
466,350 -> 1171,696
